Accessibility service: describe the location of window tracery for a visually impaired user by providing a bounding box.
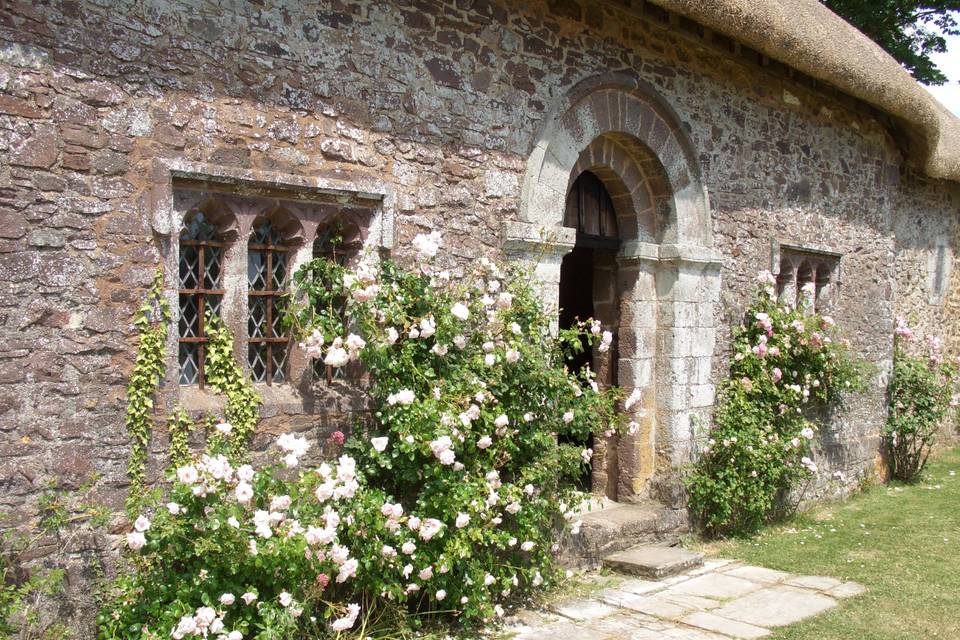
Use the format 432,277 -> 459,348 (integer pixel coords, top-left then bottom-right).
775,246 -> 840,313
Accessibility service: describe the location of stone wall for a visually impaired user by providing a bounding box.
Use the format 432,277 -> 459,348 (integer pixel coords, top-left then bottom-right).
894,168 -> 960,349
892,168 -> 960,449
0,0 -> 958,631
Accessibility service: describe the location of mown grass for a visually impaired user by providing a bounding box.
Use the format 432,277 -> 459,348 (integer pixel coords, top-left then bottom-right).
694,447 -> 960,639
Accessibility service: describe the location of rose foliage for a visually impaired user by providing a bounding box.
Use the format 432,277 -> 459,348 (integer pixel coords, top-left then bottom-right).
97,233 -> 636,639
884,317 -> 958,482
686,273 -> 863,536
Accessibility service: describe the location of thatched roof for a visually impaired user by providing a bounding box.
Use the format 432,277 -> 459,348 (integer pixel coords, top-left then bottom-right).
649,0 -> 960,182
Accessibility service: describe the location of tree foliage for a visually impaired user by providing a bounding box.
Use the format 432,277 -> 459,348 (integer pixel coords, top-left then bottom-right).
822,0 -> 959,85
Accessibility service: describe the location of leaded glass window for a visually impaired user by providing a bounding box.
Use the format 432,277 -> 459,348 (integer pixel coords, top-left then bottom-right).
248,219 -> 291,384
179,212 -> 225,387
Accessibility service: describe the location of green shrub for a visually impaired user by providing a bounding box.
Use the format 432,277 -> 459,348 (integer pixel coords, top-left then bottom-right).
686,273 -> 862,536
97,234 -> 633,638
884,318 -> 957,482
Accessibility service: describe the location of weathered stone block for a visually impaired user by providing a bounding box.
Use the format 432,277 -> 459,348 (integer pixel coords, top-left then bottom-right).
10,123 -> 59,168
709,586 -> 837,628
604,546 -> 703,579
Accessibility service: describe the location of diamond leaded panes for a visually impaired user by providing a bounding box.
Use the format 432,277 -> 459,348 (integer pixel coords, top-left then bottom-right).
248,219 -> 290,384
178,211 -> 226,387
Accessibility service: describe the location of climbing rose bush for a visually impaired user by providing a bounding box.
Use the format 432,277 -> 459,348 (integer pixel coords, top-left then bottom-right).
686,272 -> 862,536
884,317 -> 958,481
98,431 -> 377,639
98,234 -> 634,638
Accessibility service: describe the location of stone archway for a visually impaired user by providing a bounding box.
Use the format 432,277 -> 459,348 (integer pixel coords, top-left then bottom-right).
505,74 -> 723,505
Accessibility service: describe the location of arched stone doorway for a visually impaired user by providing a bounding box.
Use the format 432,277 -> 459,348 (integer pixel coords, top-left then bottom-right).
505,74 -> 723,506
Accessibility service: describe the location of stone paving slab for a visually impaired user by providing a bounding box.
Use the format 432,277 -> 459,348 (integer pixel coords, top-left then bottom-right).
709,584 -> 839,627
591,611 -> 671,639
596,587 -> 652,608
511,619 -> 614,640
617,577 -> 666,594
665,572 -> 763,599
722,564 -> 791,583
660,628 -> 729,639
688,558 -> 737,576
504,559 -> 865,640
550,597 -> 618,621
681,611 -> 771,638
618,593 -> 694,619
828,581 -> 868,599
657,591 -> 722,612
784,574 -> 844,591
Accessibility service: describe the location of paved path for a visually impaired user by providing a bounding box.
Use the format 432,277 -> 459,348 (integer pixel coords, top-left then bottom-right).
505,559 -> 866,639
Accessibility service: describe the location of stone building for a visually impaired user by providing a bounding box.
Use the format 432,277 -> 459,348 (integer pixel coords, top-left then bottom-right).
1,0 -> 960,626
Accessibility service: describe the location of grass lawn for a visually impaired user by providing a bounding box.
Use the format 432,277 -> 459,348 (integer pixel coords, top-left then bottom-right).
695,447 -> 960,639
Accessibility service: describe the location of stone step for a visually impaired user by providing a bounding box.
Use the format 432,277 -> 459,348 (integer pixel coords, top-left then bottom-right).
603,544 -> 704,579
561,499 -> 688,568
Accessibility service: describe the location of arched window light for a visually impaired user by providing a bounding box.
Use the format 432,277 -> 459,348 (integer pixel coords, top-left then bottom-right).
178,210 -> 228,387
248,216 -> 297,384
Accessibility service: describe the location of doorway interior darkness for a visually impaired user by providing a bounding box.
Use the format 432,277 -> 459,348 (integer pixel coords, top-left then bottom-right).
559,245 -> 595,492
558,171 -> 621,495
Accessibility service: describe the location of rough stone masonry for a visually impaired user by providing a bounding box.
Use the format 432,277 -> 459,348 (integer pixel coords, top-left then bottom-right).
0,0 -> 958,630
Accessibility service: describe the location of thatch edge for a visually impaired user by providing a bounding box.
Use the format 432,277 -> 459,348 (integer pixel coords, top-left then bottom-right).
649,0 -> 960,182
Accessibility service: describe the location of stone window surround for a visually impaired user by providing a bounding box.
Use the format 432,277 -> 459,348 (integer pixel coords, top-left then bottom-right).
771,241 -> 843,313
149,158 -> 395,415
927,240 -> 952,305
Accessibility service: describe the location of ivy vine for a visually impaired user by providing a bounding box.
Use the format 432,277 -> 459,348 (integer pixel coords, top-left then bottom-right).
123,267 -> 169,490
204,313 -> 261,457
166,408 -> 194,470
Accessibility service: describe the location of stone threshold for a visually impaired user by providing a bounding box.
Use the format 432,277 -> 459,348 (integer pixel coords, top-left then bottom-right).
561,498 -> 689,569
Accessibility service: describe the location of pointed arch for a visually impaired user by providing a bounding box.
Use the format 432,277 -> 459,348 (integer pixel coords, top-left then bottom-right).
177,197 -> 240,387
178,194 -> 240,242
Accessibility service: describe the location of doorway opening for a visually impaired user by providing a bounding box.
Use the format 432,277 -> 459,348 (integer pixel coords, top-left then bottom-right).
559,245 -> 596,492
559,171 -> 621,497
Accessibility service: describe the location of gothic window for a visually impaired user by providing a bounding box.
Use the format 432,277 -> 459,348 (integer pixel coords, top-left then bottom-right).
775,246 -> 840,313
170,180 -> 379,397
178,210 -> 228,387
248,217 -> 295,385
